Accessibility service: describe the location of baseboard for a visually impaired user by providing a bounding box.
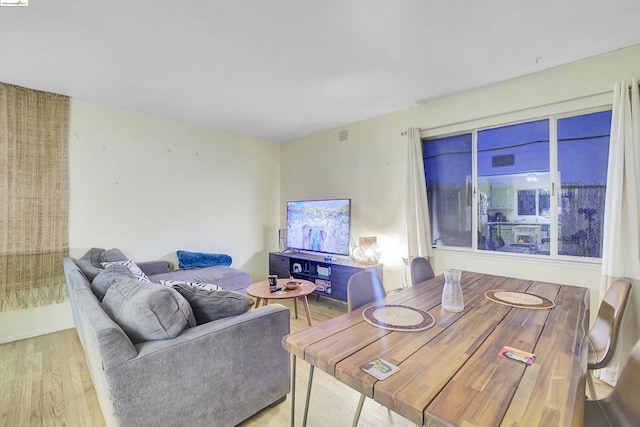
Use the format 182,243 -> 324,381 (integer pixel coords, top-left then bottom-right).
0,301 -> 74,345
0,324 -> 74,345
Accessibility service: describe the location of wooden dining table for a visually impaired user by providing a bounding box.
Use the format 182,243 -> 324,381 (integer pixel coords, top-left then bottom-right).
283,271 -> 590,426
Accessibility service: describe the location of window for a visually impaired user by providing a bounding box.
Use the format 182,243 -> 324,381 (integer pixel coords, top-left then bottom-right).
557,110 -> 611,258
423,109 -> 611,259
423,133 -> 472,248
517,189 -> 550,216
477,119 -> 550,254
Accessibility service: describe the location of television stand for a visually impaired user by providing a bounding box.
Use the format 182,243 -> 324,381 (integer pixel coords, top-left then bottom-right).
268,252 -> 383,303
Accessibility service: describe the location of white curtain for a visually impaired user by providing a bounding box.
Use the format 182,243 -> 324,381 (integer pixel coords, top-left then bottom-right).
599,78 -> 640,383
406,127 -> 433,261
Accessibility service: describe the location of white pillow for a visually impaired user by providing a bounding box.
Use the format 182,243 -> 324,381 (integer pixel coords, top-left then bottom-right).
102,259 -> 151,283
159,280 -> 222,292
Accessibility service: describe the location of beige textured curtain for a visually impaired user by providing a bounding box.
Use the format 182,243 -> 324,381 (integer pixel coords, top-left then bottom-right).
0,83 -> 69,311
598,79 -> 640,383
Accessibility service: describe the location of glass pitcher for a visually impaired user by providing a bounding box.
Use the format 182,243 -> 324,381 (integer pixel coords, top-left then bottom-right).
442,269 -> 464,312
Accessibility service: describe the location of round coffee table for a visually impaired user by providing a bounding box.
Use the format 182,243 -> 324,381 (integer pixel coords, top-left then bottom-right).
246,278 -> 315,326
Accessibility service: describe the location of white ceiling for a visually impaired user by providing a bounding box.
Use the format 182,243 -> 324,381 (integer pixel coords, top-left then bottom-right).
1,1 -> 639,142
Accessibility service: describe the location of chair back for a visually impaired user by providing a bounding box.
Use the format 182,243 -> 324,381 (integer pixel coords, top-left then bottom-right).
347,270 -> 385,312
588,279 -> 632,369
584,338 -> 640,426
410,257 -> 435,286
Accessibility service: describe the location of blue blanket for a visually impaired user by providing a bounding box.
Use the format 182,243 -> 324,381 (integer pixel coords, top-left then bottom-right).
177,250 -> 233,269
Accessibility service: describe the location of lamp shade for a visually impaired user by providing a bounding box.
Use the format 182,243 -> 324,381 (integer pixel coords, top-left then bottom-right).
352,236 -> 381,264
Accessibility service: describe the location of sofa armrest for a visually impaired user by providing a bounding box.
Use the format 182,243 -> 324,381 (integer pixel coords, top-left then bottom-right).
137,260 -> 172,276
102,304 -> 291,426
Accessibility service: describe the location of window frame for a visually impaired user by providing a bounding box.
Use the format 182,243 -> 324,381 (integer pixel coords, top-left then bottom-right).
423,105 -> 612,264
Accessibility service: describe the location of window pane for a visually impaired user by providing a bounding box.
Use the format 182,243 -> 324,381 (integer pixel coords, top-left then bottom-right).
477,120 -> 550,255
538,190 -> 550,215
423,134 -> 472,248
557,110 -> 611,258
517,190 -> 536,215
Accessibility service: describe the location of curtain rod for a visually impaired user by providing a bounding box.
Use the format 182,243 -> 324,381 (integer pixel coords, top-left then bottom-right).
400,89 -> 613,136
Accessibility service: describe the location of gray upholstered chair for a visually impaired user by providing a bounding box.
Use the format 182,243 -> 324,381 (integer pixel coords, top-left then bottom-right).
410,257 -> 435,286
584,337 -> 640,426
347,270 -> 389,426
586,279 -> 632,398
347,270 -> 386,312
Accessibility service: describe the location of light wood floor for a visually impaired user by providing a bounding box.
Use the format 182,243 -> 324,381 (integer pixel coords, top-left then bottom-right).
0,326 -> 104,427
0,296 -> 615,427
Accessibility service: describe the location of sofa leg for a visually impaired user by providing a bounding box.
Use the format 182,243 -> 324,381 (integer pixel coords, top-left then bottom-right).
269,395 -> 287,407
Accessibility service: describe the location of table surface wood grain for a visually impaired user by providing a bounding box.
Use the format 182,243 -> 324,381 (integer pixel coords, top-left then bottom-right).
283,272 -> 589,427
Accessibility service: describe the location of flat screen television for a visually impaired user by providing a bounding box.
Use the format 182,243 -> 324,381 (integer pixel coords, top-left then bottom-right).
286,199 -> 351,256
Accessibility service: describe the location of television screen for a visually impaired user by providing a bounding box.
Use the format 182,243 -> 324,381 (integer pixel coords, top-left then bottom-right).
286,199 -> 351,256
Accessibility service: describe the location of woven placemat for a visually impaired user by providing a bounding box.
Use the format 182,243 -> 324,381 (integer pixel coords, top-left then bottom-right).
362,304 -> 435,332
485,290 -> 555,310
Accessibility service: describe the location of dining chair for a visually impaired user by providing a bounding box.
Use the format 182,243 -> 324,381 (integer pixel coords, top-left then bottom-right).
347,270 -> 386,312
410,257 -> 435,286
586,278 -> 632,398
346,270 -> 390,426
584,337 -> 640,426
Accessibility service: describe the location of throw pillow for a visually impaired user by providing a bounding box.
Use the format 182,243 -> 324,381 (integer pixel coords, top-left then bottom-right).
76,247 -> 106,281
176,250 -> 232,269
171,284 -> 254,325
102,259 -> 151,283
91,263 -> 135,301
101,279 -> 196,344
100,248 -> 129,263
158,280 -> 222,292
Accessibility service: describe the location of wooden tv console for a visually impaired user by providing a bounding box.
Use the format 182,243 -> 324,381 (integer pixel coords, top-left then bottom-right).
268,251 -> 383,302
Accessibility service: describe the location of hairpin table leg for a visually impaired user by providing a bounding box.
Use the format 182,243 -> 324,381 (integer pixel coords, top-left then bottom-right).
302,365 -> 314,427
291,355 -> 296,427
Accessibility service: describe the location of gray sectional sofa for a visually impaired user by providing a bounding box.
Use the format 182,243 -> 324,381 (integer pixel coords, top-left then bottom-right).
143,261 -> 252,293
63,254 -> 291,427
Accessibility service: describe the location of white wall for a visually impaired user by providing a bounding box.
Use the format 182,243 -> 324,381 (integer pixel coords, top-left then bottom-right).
0,101 -> 281,343
0,302 -> 74,344
68,101 -> 281,268
280,44 -> 640,319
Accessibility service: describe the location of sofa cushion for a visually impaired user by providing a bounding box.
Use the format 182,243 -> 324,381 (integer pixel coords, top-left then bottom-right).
100,248 -> 129,263
149,265 -> 251,293
172,283 -> 254,325
91,263 -> 135,301
103,259 -> 151,283
102,279 -> 196,344
177,250 -> 233,269
159,280 -> 222,292
77,247 -> 105,281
